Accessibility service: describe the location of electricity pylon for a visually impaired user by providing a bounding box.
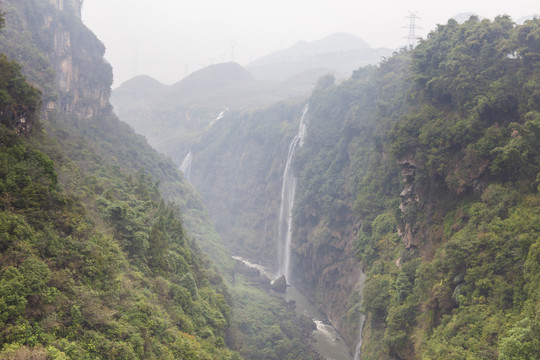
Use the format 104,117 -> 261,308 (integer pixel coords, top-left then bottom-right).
405,11 -> 421,49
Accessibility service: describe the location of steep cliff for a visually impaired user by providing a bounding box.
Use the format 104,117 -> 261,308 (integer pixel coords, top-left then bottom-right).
359,17 -> 540,359
0,0 -> 231,269
291,59 -> 409,346
291,17 -> 540,360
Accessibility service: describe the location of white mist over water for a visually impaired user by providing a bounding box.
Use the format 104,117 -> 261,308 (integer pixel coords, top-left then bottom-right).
180,150 -> 193,181
277,104 -> 308,281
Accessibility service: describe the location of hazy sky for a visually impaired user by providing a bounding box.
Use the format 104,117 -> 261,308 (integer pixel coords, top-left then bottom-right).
81,0 -> 539,87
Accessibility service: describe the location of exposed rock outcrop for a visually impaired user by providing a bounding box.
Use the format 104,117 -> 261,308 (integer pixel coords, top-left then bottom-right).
398,154 -> 421,249
41,0 -> 111,118
271,275 -> 288,293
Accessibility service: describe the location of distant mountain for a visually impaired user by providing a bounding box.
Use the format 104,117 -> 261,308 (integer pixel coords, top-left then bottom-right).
171,62 -> 255,97
112,35 -> 392,164
246,33 -> 392,81
250,33 -> 371,65
112,62 -> 311,164
118,74 -> 166,95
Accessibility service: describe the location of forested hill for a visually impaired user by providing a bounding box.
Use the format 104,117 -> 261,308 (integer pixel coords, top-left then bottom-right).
109,14 -> 540,359
0,1 -> 240,358
2,1 -> 539,358
298,15 -> 540,358
378,16 -> 540,359
0,0 -> 230,270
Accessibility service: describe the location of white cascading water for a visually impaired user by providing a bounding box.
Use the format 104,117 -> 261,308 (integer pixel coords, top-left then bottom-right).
354,271 -> 367,360
180,150 -> 193,181
208,107 -> 228,128
277,104 -> 308,282
353,313 -> 366,360
234,104 -> 354,360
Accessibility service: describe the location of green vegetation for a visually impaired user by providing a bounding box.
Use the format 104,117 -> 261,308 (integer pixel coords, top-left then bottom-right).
0,54 -> 41,133
0,43 -> 238,359
348,16 -> 540,359
286,14 -> 540,359
226,275 -> 319,360
0,127 -> 238,360
3,0 -> 538,358
0,1 -> 322,359
190,101 -> 303,263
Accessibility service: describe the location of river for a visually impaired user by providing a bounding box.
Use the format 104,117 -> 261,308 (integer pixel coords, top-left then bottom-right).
233,256 -> 353,360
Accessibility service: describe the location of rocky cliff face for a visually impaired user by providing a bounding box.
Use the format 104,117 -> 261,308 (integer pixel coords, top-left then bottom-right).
398,154 -> 421,250
1,0 -> 111,118
48,0 -> 82,18
293,203 -> 363,340
47,0 -> 110,117
187,102 -> 302,265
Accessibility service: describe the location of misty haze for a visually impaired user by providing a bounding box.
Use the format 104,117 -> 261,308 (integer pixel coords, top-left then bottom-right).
0,0 -> 538,359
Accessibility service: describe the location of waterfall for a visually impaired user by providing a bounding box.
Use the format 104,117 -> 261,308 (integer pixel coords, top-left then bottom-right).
353,313 -> 366,360
354,271 -> 367,360
277,104 -> 308,282
208,107 -> 229,128
180,150 -> 193,181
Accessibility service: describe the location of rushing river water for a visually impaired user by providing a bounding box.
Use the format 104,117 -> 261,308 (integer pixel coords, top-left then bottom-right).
284,286 -> 353,360
233,256 -> 353,360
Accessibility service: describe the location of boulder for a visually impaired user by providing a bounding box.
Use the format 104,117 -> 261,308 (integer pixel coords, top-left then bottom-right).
271,275 -> 287,293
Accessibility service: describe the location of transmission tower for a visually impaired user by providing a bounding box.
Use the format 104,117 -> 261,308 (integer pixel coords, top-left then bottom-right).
404,11 -> 421,49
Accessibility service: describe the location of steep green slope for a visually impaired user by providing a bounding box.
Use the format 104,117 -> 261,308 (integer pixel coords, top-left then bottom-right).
0,0 -> 231,270
1,127 -> 238,360
287,15 -> 540,359
0,2 -> 322,359
289,55 -> 410,345
0,36 -> 237,360
348,16 -> 540,359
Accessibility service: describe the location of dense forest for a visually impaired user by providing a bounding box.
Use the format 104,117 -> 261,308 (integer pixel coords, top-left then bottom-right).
1,0 -> 539,359
0,6 -> 239,359
111,12 -> 540,360
0,1 -> 321,359
365,16 -> 540,359
298,16 -> 539,359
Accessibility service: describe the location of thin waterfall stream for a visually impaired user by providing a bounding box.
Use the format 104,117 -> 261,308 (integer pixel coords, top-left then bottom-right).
353,271 -> 367,360
180,150 -> 193,181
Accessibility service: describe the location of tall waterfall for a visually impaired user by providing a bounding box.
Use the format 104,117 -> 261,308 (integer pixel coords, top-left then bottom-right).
277,104 -> 308,282
180,150 -> 193,181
